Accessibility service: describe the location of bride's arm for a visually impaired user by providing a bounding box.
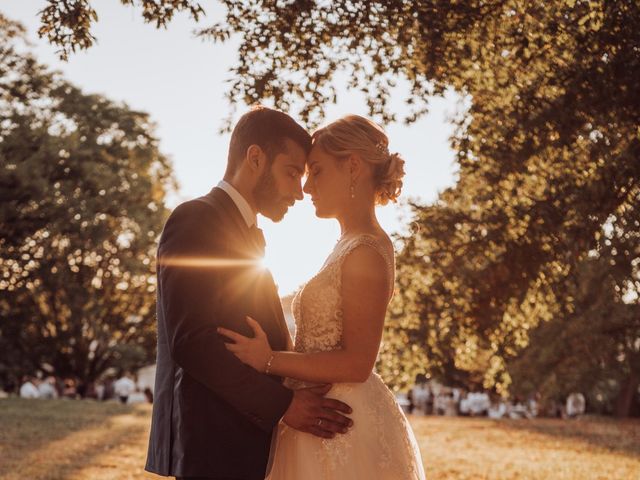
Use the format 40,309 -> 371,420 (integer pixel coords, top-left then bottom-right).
218,246 -> 389,383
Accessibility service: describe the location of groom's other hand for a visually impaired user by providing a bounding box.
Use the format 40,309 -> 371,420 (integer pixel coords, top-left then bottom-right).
282,384 -> 353,439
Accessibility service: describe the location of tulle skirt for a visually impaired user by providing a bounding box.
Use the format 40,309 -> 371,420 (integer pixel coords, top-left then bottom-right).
265,373 -> 426,479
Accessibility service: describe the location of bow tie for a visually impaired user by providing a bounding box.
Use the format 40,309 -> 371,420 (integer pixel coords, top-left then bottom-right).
248,224 -> 266,257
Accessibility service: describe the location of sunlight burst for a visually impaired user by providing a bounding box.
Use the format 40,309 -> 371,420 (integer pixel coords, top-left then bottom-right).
157,256 -> 262,268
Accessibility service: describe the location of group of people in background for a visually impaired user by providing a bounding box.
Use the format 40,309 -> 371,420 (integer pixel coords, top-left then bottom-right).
404,380 -> 586,420
3,372 -> 153,405
7,372 -> 588,421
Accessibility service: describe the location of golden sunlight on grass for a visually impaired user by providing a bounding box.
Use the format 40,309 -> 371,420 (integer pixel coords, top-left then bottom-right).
412,415 -> 640,480
0,399 -> 155,480
1,398 -> 638,480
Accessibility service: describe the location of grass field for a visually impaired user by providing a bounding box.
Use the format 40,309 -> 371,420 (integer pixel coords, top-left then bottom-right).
1,398 -> 639,479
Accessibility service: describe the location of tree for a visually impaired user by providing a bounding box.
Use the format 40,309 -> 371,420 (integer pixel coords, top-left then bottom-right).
0,13 -> 176,389
507,204 -> 640,417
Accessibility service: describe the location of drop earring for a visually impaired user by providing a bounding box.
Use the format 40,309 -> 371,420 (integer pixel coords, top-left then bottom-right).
350,180 -> 355,199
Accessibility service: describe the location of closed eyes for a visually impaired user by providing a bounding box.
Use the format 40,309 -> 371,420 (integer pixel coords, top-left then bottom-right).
288,167 -> 303,178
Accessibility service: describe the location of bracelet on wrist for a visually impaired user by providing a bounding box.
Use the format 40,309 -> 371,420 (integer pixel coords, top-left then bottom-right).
265,353 -> 275,374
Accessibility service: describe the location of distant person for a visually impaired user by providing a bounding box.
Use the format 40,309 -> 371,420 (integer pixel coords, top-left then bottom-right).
452,387 -> 462,404
143,387 -> 153,404
434,389 -> 450,416
19,377 -> 39,399
102,377 -> 115,401
545,398 -> 563,418
114,373 -> 135,404
76,380 -> 88,398
62,378 -> 77,398
95,381 -> 105,401
37,376 -> 58,399
508,398 -> 528,419
127,388 -> 148,404
425,386 -> 434,414
526,393 -> 539,419
443,392 -> 458,416
406,388 -> 415,414
468,391 -> 491,416
411,382 -> 430,415
85,381 -> 99,399
488,398 -> 507,419
459,392 -> 471,416
566,392 -> 586,418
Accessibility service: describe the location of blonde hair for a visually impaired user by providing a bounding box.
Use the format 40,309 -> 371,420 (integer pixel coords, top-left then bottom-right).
312,115 -> 405,205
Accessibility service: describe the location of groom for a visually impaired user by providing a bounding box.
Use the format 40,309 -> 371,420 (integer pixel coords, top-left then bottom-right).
145,106 -> 353,480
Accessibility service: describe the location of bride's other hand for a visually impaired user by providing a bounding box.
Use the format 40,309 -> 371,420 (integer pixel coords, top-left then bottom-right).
217,317 -> 273,372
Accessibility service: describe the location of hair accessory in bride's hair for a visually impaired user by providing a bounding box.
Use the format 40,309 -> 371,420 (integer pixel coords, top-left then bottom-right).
375,140 -> 389,157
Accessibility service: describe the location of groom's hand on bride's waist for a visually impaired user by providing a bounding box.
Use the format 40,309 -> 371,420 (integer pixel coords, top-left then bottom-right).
282,384 -> 353,439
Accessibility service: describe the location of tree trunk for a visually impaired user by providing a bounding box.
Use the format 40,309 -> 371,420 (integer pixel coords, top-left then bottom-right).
615,371 -> 640,418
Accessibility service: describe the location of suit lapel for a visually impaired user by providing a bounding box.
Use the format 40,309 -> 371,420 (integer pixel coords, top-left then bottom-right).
198,186 -> 288,351
199,187 -> 254,248
260,269 -> 291,351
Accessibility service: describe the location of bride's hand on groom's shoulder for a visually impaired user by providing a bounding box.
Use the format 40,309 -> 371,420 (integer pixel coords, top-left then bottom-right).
217,317 -> 273,372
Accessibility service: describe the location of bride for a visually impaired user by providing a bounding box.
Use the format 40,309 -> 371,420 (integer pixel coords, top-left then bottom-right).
218,115 -> 426,479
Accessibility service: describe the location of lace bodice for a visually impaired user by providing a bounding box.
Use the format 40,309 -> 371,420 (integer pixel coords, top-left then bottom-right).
291,234 -> 395,355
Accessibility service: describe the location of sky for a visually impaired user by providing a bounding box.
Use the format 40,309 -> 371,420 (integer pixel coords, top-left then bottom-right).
6,1 -> 459,295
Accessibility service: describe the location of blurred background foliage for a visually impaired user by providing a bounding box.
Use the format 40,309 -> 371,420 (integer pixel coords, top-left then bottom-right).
2,1 -> 639,415
0,13 -> 176,388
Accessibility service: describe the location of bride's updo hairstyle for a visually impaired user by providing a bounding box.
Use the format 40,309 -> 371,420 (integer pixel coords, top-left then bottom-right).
312,115 -> 405,205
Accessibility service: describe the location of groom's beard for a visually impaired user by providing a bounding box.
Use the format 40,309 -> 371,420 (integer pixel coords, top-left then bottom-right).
254,166 -> 290,222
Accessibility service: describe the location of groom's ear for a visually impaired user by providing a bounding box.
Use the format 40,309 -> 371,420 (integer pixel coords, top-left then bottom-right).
245,144 -> 268,173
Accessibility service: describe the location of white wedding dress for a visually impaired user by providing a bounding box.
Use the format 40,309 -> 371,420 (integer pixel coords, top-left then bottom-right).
266,234 -> 426,479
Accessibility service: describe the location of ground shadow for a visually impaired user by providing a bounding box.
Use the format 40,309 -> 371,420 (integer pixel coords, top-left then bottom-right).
493,415 -> 640,459
0,398 -> 149,477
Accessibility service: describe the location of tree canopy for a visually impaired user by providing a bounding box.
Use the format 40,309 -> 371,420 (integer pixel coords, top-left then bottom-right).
25,1 -> 640,412
0,13 -> 176,388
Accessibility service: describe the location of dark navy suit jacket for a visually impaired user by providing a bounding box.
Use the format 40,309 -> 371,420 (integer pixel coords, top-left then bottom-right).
145,187 -> 293,479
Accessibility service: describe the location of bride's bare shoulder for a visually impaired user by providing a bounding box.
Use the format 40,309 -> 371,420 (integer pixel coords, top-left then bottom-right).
341,244 -> 388,291
342,232 -> 393,277
366,229 -> 395,260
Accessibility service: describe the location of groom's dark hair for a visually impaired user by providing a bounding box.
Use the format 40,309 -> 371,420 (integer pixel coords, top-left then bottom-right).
225,105 -> 312,176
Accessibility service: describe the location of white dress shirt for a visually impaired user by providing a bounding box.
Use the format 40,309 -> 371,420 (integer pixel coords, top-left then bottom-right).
114,376 -> 136,397
19,382 -> 40,399
216,180 -> 257,228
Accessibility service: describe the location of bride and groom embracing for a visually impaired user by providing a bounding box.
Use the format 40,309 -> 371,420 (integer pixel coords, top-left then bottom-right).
145,106 -> 425,480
